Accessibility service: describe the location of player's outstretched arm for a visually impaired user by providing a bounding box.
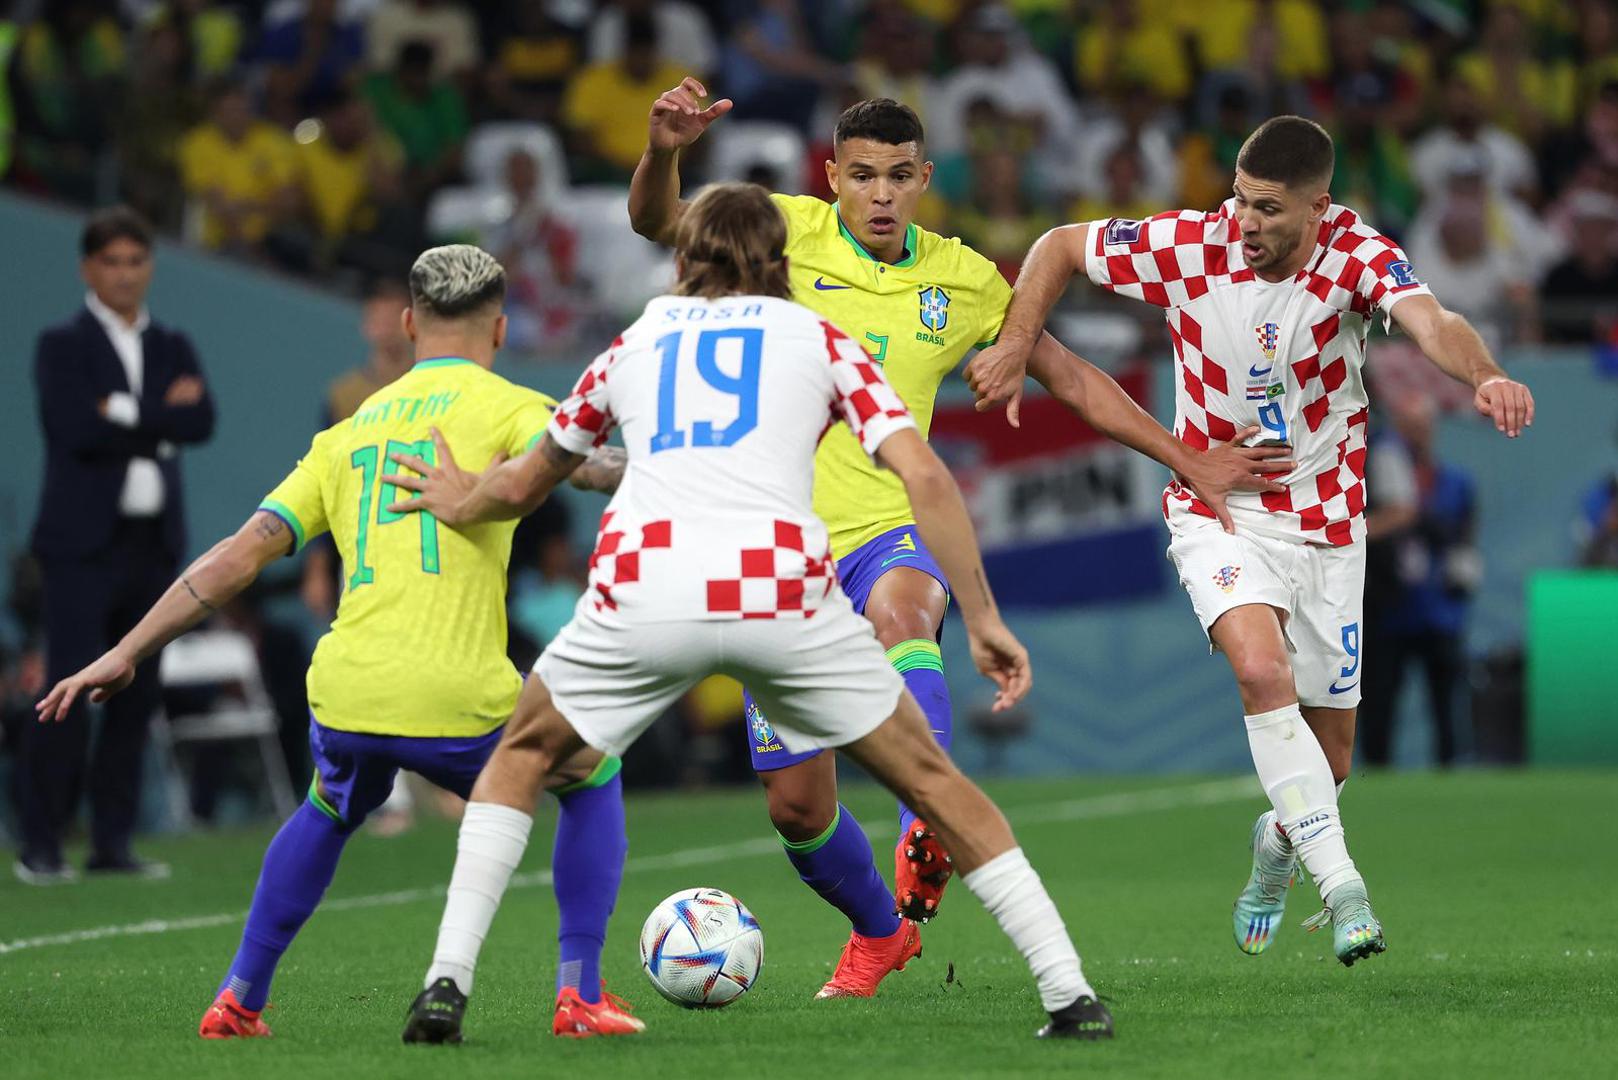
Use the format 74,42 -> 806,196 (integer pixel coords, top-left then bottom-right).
966,223 -> 1092,426
35,512 -> 292,722
628,76 -> 734,245
387,428 -> 586,527
875,428 -> 1030,712
1027,335 -> 1293,533
1391,294 -> 1535,438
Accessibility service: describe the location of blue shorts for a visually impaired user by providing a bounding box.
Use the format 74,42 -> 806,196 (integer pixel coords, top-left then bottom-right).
745,524 -> 948,773
307,715 -> 504,828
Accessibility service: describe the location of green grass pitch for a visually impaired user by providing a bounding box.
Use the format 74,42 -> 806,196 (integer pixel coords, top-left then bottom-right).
3,771 -> 1614,1079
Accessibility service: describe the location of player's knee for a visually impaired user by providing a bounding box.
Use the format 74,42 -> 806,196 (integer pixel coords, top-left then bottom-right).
865,600 -> 940,649
764,783 -> 836,842
1229,651 -> 1294,702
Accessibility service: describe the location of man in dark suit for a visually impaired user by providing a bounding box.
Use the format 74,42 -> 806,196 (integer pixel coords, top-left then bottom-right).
17,207 -> 215,884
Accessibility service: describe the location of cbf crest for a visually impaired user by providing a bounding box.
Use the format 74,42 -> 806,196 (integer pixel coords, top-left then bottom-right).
747,700 -> 782,753
918,285 -> 950,333
1254,321 -> 1280,362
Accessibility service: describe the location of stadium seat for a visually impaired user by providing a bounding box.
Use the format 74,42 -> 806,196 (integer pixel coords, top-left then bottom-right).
705,121 -> 808,193
556,185 -> 676,316
465,122 -> 570,201
153,630 -> 299,824
425,186 -> 516,243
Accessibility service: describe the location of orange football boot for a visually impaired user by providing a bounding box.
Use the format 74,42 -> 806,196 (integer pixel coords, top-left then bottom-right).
894,820 -> 954,923
552,986 -> 646,1037
198,988 -> 272,1039
815,919 -> 922,999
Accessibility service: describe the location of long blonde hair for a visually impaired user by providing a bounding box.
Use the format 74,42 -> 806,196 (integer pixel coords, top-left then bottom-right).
673,183 -> 792,300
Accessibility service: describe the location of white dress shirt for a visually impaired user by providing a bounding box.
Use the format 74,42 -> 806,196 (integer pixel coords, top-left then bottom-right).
85,291 -> 166,517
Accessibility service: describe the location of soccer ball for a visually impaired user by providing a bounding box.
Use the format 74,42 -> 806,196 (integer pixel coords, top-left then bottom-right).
639,887 -> 764,1008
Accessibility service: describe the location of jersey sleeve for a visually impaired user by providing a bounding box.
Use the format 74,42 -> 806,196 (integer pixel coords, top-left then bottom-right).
1084,209 -> 1230,308
547,339 -> 621,455
1347,232 -> 1432,326
259,433 -> 331,555
505,389 -> 559,456
972,258 -> 1015,349
821,319 -> 916,458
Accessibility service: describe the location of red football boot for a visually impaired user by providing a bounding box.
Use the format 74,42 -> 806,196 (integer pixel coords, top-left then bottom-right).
894,820 -> 954,923
198,989 -> 272,1039
815,919 -> 922,999
552,986 -> 646,1037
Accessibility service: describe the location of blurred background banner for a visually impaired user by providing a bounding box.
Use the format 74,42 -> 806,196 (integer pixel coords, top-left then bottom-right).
931,369 -> 1166,608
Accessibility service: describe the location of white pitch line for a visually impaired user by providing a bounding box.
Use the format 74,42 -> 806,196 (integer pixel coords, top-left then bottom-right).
0,778 -> 1257,957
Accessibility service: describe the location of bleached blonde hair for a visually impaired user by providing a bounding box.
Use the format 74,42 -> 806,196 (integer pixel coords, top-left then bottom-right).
408,244 -> 506,319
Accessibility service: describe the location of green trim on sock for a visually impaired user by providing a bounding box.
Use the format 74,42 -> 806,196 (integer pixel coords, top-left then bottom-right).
306,778 -> 342,824
886,638 -> 944,675
552,755 -> 623,795
778,805 -> 841,852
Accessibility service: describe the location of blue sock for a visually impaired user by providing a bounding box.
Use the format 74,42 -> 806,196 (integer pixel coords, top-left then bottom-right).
887,639 -> 952,838
219,797 -> 350,1011
553,761 -> 627,1006
782,804 -> 901,939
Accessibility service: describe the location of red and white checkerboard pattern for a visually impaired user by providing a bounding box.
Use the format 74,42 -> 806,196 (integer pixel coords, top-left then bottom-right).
821,319 -> 913,454
550,335 -> 624,452
703,519 -> 837,619
586,510 -> 673,613
1089,201 -> 1429,547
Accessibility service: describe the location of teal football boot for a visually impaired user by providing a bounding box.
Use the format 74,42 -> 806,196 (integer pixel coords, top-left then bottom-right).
1232,811 -> 1298,955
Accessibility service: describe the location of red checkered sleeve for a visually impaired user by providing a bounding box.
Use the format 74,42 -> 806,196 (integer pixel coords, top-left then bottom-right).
1083,209 -> 1237,308
547,337 -> 622,454
1347,229 -> 1432,327
821,319 -> 916,457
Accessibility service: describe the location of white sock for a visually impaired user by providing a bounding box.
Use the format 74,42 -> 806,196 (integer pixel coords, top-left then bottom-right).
961,847 -> 1093,1012
1244,704 -> 1363,905
424,801 -> 534,994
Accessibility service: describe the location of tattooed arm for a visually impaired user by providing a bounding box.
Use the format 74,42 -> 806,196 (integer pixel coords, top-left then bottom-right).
568,445 -> 628,494
36,511 -> 293,721
872,428 -> 1031,712
387,429 -> 587,526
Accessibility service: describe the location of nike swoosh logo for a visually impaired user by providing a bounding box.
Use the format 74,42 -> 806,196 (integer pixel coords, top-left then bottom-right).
880,553 -> 920,568
814,277 -> 852,291
1328,681 -> 1359,695
1249,365 -> 1273,378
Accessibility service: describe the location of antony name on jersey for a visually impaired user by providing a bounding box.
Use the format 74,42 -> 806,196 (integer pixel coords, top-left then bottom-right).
769,193 -> 1012,558
260,359 -> 556,738
1086,200 -> 1430,547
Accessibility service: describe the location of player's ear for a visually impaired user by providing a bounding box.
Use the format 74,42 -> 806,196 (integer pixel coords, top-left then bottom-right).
492,313 -> 508,351
824,157 -> 839,196
402,306 -> 417,342
920,159 -> 934,191
1310,188 -> 1331,222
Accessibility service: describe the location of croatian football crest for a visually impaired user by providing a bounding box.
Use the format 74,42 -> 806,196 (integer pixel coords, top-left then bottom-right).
747,700 -> 782,753
1213,565 -> 1241,593
1254,322 -> 1280,362
918,285 -> 950,333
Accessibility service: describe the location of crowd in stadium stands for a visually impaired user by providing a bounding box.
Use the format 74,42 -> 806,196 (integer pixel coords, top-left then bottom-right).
2,0 -> 1617,353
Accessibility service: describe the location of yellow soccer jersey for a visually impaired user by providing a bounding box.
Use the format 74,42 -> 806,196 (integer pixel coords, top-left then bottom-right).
259,358 -> 556,737
771,193 -> 1012,558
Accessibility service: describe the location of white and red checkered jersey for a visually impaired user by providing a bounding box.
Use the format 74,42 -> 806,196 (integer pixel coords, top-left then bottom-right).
1086,200 -> 1432,546
547,294 -> 916,621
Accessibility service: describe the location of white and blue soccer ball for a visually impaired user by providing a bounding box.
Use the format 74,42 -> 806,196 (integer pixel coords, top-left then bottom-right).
639,887 -> 764,1008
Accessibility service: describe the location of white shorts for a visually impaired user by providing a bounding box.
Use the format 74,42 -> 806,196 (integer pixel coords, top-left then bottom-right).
1166,518 -> 1366,708
533,589 -> 905,758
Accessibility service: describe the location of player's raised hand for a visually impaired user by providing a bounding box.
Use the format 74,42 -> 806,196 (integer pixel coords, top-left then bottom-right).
386,428 -> 503,525
36,649 -> 136,723
1474,376 -> 1534,438
965,339 -> 1034,428
648,77 -> 733,152
1181,425 -> 1295,533
966,618 -> 1032,712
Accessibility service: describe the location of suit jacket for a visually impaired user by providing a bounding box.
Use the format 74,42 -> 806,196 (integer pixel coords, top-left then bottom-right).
30,307 -> 216,561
